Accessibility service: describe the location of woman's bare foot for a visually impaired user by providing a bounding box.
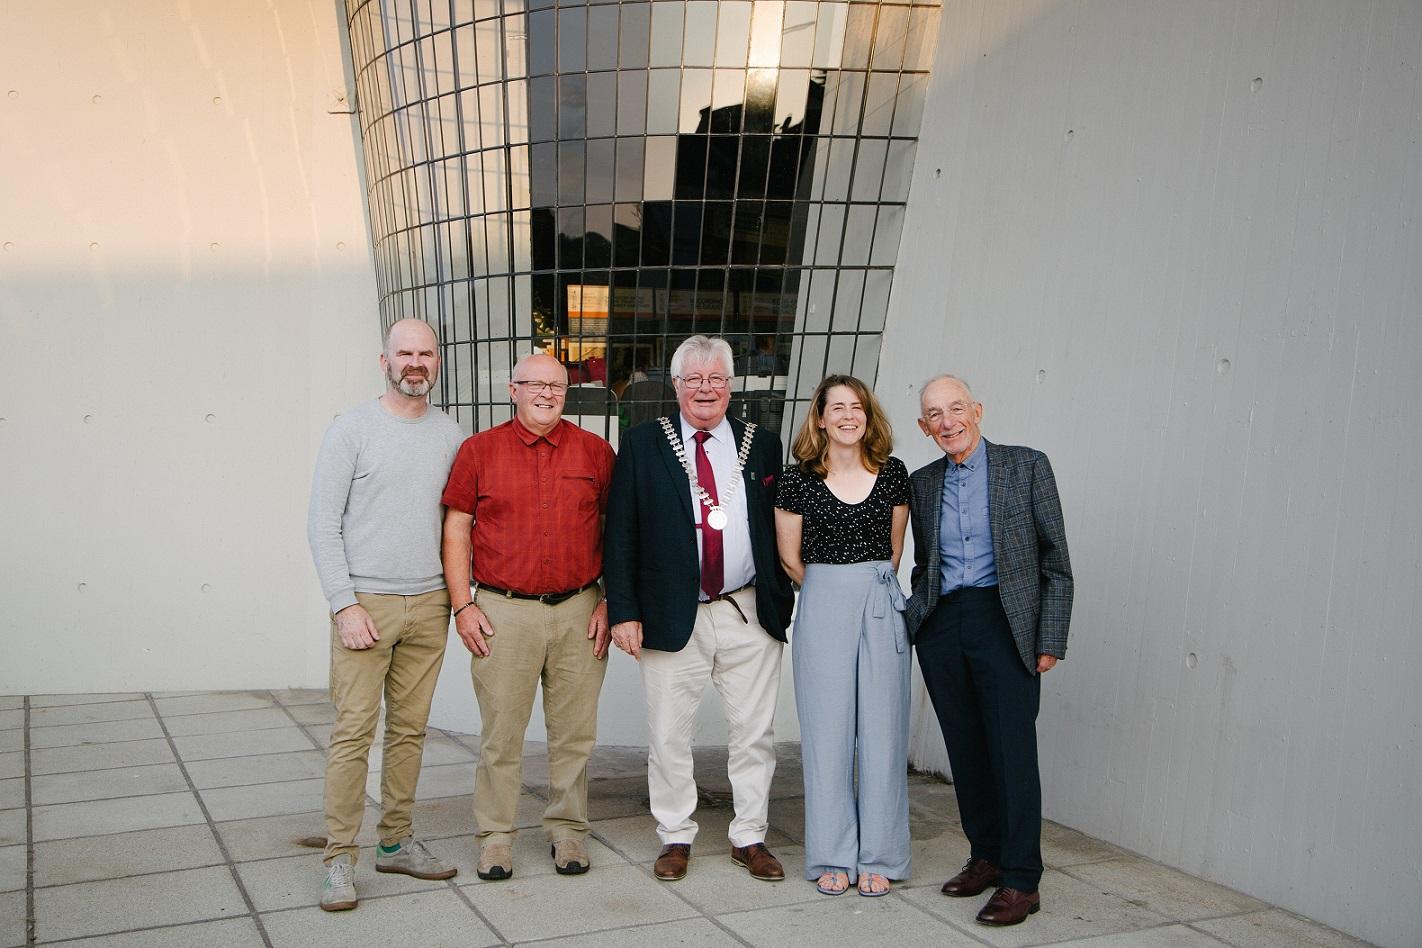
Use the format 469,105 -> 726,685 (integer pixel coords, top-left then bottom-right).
857,872 -> 890,897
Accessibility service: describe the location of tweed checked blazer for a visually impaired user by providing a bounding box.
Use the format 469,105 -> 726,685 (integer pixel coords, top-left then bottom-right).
906,439 -> 1073,673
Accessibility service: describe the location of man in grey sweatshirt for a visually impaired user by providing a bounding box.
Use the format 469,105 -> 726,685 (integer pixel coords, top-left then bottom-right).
307,318 -> 466,911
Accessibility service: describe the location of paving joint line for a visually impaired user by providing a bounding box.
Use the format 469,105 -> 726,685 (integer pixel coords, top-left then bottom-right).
145,693 -> 274,948
24,696 -> 35,948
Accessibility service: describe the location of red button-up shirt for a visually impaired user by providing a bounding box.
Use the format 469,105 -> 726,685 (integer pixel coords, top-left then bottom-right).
442,417 -> 615,594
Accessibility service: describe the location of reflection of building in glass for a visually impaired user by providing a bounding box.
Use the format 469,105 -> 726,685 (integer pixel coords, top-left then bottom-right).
346,0 -> 941,441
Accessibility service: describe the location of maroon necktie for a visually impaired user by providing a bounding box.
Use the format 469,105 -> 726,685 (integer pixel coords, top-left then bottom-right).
694,430 -> 724,599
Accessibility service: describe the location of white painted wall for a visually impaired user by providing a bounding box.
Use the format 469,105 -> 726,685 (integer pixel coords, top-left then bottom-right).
883,3 -> 1422,945
0,1 -> 378,693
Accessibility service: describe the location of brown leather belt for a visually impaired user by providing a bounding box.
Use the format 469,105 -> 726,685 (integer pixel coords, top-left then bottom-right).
477,582 -> 598,605
700,582 -> 754,623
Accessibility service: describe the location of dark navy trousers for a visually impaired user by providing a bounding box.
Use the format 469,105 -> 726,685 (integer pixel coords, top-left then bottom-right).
915,586 -> 1043,893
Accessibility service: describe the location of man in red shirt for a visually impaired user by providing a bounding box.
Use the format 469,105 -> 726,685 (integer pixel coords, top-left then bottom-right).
441,352 -> 616,881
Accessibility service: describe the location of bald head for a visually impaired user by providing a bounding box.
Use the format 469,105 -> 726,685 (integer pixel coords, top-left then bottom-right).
509,352 -> 570,436
380,319 -> 441,399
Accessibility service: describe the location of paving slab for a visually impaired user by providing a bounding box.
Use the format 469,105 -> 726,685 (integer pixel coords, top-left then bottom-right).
1193,909 -> 1374,948
0,754 -> 21,781
29,694 -> 143,708
153,692 -> 277,716
27,718 -> 165,749
161,707 -> 296,737
414,735 -> 478,765
270,689 -> 330,707
217,808 -> 376,863
39,917 -> 265,947
261,888 -> 497,948
589,810 -> 795,865
0,732 -> 20,754
174,727 -> 317,761
409,762 -> 472,800
1066,858 -> 1268,922
461,863 -> 697,942
899,818 -> 972,888
0,710 -> 22,731
33,865 -> 247,942
0,809 -> 24,848
199,777 -> 326,822
1042,819 -> 1130,868
718,890 -> 982,947
659,844 -> 823,915
32,823 -> 225,887
0,778 -> 22,811
1048,923 -> 1234,947
0,844 -> 24,893
28,700 -> 155,728
185,750 -> 327,790
0,890 -> 25,948
32,791 -> 204,841
235,850 -> 444,912
522,916 -> 742,947
30,763 -> 187,806
283,703 -> 337,725
0,698 -> 21,711
902,867 -> 1173,947
28,739 -> 175,776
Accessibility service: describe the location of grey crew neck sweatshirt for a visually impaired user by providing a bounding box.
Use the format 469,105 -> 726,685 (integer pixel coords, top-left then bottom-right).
307,397 -> 465,612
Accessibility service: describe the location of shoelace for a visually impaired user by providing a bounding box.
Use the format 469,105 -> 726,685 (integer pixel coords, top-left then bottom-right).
328,861 -> 353,886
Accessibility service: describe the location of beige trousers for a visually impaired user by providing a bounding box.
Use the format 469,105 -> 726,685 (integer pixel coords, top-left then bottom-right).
470,586 -> 607,844
323,588 -> 449,863
640,585 -> 784,848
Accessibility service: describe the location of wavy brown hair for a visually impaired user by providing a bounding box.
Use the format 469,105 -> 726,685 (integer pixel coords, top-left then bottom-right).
791,374 -> 894,479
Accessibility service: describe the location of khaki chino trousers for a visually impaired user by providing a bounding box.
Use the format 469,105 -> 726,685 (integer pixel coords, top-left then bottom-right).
323,588 -> 449,863
470,586 -> 607,844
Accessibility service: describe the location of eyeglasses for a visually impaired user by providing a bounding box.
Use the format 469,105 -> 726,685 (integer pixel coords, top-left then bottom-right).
512,380 -> 569,395
922,403 -> 973,423
676,374 -> 731,390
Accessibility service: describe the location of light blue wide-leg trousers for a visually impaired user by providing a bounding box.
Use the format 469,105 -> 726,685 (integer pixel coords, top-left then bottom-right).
792,561 -> 912,882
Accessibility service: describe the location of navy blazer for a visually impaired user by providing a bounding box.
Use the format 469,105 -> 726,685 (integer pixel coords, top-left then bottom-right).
604,416 -> 794,652
906,439 -> 1074,672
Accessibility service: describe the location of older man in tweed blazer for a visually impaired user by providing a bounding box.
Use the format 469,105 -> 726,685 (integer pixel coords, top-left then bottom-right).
906,375 -> 1072,927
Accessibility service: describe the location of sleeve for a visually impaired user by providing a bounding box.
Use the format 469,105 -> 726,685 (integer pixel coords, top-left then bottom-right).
441,438 -> 478,514
884,456 -> 910,506
602,431 -> 642,626
307,421 -> 360,613
1031,452 -> 1074,658
774,464 -> 804,513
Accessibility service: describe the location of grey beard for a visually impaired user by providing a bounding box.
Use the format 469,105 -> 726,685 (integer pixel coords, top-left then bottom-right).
396,376 -> 432,397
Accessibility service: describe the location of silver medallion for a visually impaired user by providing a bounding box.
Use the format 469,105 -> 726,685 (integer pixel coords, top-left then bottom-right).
706,507 -> 729,531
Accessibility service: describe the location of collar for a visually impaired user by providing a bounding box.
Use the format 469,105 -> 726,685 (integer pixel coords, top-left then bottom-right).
678,414 -> 732,445
948,437 -> 986,473
513,415 -> 563,447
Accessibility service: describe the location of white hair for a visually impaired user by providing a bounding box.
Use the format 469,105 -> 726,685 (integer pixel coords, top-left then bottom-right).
670,335 -> 734,379
919,373 -> 973,409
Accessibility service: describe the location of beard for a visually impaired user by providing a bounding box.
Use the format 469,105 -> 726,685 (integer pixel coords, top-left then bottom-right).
388,365 -> 433,397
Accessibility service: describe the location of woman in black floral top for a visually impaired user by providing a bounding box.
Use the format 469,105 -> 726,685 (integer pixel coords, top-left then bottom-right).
774,374 -> 911,897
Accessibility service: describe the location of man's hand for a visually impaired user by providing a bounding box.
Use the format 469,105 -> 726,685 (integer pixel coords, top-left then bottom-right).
1037,654 -> 1059,674
455,602 -> 496,657
588,600 -> 611,660
610,620 -> 643,661
334,604 -> 379,650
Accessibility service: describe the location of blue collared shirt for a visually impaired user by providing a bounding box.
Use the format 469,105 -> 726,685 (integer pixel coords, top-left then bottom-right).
939,438 -> 997,594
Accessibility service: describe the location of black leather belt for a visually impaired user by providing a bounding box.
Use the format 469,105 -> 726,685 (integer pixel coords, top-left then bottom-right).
477,582 -> 598,605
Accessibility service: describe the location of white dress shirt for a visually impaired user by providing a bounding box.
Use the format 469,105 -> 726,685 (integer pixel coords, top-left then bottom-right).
678,414 -> 755,597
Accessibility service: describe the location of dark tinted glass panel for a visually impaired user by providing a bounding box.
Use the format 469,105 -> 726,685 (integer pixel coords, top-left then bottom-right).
731,200 -> 763,265
528,10 -> 556,75
640,202 -> 671,265
738,136 -> 770,198
558,75 -> 587,140
529,76 -> 557,142
618,4 -> 651,69
671,203 -> 703,264
558,7 -> 587,73
586,72 -> 617,137
705,136 -> 738,199
674,136 -> 707,199
558,140 -> 585,203
585,204 -> 613,268
615,137 -> 645,203
557,206 -> 585,269
700,201 -> 733,265
587,5 -> 619,70
613,203 -> 641,267
586,138 -> 615,203
530,142 -> 557,206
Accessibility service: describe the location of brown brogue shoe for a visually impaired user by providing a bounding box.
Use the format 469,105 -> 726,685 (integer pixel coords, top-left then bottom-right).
975,886 -> 1040,926
730,842 -> 785,881
653,844 -> 691,881
941,857 -> 1002,897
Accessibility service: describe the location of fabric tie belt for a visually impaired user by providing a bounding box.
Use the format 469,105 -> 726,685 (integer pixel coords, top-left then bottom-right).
869,562 -> 907,619
477,582 -> 598,605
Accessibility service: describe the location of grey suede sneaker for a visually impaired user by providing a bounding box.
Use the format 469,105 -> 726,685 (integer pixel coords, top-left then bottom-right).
320,854 -> 358,911
375,837 -> 457,880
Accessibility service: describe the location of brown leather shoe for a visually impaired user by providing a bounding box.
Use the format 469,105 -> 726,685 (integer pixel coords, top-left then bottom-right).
941,857 -> 1002,897
653,844 -> 691,881
975,886 -> 1040,925
730,842 -> 785,881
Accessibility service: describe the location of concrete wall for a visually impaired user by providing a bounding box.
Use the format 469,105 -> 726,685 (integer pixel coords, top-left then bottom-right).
882,2 -> 1422,945
0,1 -> 379,693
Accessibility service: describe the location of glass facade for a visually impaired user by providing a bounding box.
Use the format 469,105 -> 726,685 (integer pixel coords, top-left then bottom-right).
346,0 -> 939,444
